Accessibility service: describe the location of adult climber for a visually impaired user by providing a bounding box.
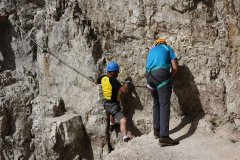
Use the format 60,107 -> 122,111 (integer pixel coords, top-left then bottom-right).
146,37 -> 179,146
97,61 -> 131,142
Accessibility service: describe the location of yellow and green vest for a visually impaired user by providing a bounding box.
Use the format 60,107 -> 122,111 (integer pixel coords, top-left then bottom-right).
98,75 -> 121,102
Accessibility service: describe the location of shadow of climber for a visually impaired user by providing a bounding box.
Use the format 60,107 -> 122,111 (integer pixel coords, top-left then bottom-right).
121,77 -> 144,137
170,65 -> 205,141
0,15 -> 16,71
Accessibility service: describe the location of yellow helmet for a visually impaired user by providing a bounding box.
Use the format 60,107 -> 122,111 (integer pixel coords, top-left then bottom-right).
155,38 -> 166,44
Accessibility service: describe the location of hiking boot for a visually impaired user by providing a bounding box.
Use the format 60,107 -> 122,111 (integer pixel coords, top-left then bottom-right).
154,128 -> 159,139
123,136 -> 131,143
159,136 -> 179,147
109,124 -> 115,132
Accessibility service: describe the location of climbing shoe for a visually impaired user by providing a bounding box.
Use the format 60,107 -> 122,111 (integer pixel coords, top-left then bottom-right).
154,128 -> 160,139
123,136 -> 131,143
159,136 -> 179,147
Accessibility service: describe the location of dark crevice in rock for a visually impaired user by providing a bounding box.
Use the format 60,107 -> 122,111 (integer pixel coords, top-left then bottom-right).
0,18 -> 16,72
210,67 -> 220,80
32,42 -> 37,62
171,0 -> 215,14
137,0 -> 147,27
170,6 -> 188,14
26,0 -> 45,8
0,71 -> 16,88
116,35 -> 141,43
192,0 -> 215,10
80,18 -> 102,64
53,0 -> 67,21
73,1 -> 82,19
5,110 -> 14,137
80,19 -> 98,47
0,106 -> 10,138
27,30 -> 38,62
3,107 -> 11,137
53,123 -> 65,158
206,14 -> 218,23
89,28 -> 98,42
199,0 -> 215,7
149,3 -> 157,27
79,126 -> 94,160
92,40 -> 103,64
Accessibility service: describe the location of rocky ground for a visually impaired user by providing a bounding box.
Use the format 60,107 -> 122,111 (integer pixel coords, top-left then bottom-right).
104,117 -> 240,160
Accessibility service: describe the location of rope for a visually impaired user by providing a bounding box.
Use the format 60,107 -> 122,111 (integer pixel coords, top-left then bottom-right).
134,85 -> 147,88
10,19 -> 95,83
10,19 -> 147,87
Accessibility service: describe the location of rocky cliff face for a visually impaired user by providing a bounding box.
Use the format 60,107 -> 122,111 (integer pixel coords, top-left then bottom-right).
0,68 -> 38,159
0,69 -> 93,159
0,0 -> 240,159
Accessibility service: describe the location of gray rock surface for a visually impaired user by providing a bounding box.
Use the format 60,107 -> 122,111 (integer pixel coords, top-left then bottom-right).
0,69 -> 93,160
0,0 -> 240,159
0,68 -> 38,159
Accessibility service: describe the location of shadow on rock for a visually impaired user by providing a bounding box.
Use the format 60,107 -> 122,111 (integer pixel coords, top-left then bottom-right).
81,125 -> 94,160
121,77 -> 144,137
170,65 -> 205,141
0,17 -> 16,71
170,113 -> 204,142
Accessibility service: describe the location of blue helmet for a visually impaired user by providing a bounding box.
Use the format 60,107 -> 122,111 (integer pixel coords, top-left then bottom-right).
106,62 -> 120,72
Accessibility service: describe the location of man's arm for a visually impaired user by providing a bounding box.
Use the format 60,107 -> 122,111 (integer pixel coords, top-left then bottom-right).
118,84 -> 129,94
168,46 -> 178,77
118,78 -> 133,94
109,77 -> 129,94
171,59 -> 179,77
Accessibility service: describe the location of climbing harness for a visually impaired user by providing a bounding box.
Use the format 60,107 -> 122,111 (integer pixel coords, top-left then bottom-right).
147,65 -> 171,89
146,73 -> 172,90
157,78 -> 171,89
146,64 -> 171,73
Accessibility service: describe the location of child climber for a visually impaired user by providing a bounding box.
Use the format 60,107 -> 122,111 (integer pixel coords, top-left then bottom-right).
97,62 -> 131,142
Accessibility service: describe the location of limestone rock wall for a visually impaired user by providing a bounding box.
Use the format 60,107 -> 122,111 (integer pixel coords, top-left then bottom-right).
0,0 -> 46,71
1,0 -> 239,117
71,0 -> 240,117
31,0 -> 239,130
30,95 -> 93,160
0,69 -> 93,159
0,0 -> 240,159
0,68 -> 37,159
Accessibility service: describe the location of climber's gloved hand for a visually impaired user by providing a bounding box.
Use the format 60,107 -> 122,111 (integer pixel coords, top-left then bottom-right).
124,80 -> 131,84
124,77 -> 132,85
124,77 -> 135,91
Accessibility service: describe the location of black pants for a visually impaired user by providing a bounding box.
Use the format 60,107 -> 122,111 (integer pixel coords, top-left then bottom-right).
146,69 -> 172,137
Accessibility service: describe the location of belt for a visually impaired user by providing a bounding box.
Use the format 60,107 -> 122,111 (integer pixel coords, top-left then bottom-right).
146,64 -> 170,72
157,78 -> 171,89
104,99 -> 120,104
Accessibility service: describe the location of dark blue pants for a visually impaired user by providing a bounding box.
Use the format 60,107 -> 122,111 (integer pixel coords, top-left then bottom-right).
146,69 -> 172,137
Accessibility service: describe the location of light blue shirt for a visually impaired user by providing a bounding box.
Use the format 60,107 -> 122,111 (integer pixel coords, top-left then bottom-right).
146,44 -> 177,72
